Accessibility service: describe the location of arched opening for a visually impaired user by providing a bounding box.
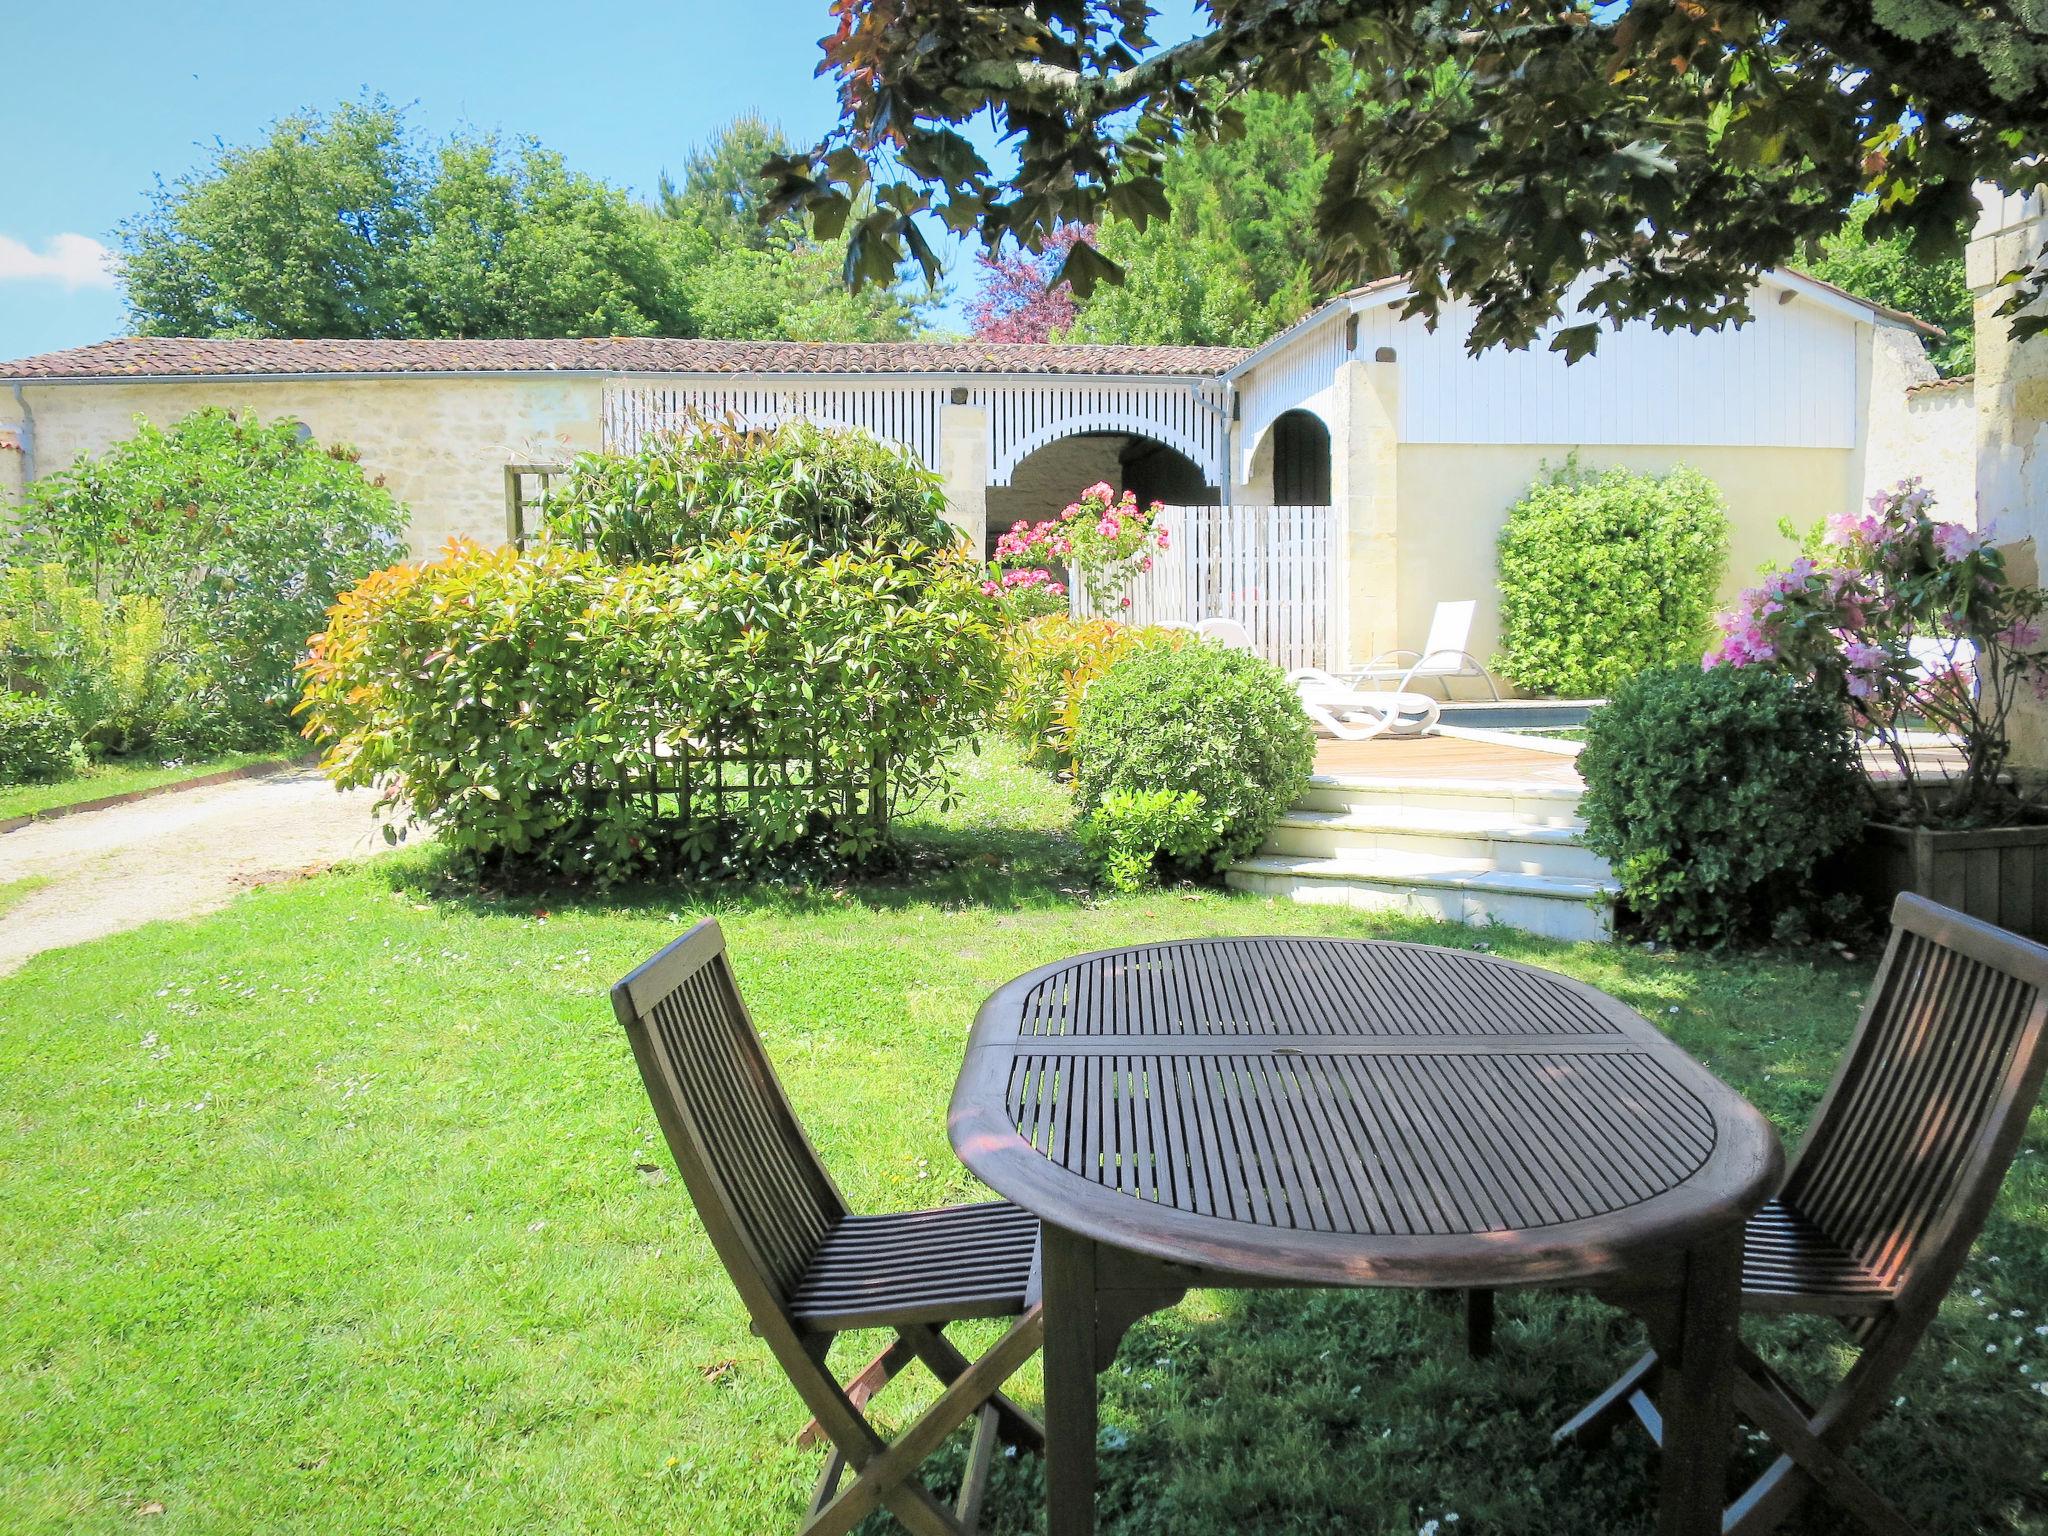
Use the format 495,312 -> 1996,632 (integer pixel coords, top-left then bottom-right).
1270,409 -> 1332,504
985,431 -> 1219,559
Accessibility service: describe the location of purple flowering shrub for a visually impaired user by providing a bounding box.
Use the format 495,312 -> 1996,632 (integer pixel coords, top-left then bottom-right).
1707,479 -> 2048,827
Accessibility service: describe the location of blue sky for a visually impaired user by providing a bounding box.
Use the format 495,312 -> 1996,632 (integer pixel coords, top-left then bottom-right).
0,1 -> 1207,360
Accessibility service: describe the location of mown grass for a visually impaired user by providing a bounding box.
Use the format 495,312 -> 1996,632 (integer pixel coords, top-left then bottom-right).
3,744 -> 2045,1535
0,750 -> 300,822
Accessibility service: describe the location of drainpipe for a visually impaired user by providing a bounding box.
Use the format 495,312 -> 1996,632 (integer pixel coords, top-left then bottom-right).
8,382 -> 33,482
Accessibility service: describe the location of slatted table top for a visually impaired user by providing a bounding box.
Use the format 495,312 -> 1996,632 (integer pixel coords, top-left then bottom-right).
951,938 -> 1783,1287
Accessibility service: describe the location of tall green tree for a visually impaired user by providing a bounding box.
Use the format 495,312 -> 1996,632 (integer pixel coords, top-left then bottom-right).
1066,87 -> 1334,346
659,116 -> 941,340
116,101 -> 933,342
770,2 -> 2048,358
1804,200 -> 1975,375
406,139 -> 692,338
120,99 -> 424,338
657,113 -> 792,252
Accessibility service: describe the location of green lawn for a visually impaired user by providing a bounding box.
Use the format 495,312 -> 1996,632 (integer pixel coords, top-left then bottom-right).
0,750 -> 301,822
3,745 -> 2045,1535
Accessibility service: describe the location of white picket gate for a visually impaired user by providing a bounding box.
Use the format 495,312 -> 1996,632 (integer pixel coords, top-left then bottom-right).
1070,504 -> 1336,672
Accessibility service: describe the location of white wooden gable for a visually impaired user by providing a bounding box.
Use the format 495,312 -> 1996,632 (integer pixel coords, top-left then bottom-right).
1233,270 -> 1907,475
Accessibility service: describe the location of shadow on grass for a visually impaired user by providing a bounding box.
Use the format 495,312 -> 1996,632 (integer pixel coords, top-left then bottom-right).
369,785 -> 1094,923
863,1272 -> 2048,1535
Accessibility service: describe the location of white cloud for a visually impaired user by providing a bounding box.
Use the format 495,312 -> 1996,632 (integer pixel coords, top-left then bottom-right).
0,233 -> 118,290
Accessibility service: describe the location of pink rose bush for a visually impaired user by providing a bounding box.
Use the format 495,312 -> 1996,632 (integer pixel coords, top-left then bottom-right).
985,482 -> 1171,613
1705,479 -> 2048,825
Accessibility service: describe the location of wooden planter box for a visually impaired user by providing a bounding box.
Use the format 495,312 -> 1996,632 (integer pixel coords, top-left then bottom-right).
1852,820 -> 2048,940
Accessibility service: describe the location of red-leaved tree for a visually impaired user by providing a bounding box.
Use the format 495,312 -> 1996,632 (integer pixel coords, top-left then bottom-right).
966,225 -> 1092,343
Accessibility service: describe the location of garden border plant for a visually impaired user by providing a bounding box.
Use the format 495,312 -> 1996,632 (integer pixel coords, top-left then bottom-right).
1578,665 -> 1865,948
6,408 -> 406,758
1070,639 -> 1315,887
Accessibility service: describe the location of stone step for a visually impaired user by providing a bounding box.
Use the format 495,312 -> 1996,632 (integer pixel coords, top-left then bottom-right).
1226,851 -> 1617,944
1298,772 -> 1584,827
1261,808 -> 1611,882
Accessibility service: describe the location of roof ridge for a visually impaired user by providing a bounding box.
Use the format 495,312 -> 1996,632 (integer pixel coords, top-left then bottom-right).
0,334 -> 1251,381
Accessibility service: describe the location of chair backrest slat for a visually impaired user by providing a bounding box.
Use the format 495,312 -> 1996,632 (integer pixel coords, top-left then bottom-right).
614,921 -> 845,1304
1785,894 -> 2048,1298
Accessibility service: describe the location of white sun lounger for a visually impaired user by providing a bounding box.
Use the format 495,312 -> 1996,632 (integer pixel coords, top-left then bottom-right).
1351,600 -> 1501,700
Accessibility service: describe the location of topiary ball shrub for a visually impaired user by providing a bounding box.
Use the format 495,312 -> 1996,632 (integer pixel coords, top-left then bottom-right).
1578,665 -> 1865,948
1495,457 -> 1729,698
0,692 -> 86,786
1072,641 -> 1315,877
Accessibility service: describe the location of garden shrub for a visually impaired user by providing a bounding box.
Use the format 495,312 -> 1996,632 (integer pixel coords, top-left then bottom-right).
300,534 -> 1001,882
1578,666 -> 1865,948
1495,458 -> 1729,697
1071,642 -> 1316,873
1077,787 -> 1218,892
995,616 -> 1178,772
0,691 -> 85,786
0,564 -> 204,757
11,408 -> 407,748
542,418 -> 955,561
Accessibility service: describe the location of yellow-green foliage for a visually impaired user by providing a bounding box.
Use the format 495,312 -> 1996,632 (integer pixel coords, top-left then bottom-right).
995,615 -> 1184,772
0,564 -> 197,757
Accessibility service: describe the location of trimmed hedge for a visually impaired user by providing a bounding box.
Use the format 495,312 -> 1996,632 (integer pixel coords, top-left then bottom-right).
1495,458 -> 1729,698
300,535 -> 1000,882
1072,642 -> 1315,878
1578,665 -> 1864,947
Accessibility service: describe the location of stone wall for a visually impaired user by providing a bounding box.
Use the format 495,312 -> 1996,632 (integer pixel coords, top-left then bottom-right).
6,375 -> 605,554
1855,323 -> 1978,522
1970,185 -> 2048,768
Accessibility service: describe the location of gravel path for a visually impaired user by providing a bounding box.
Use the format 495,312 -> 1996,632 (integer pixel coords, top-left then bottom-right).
0,766 -> 389,975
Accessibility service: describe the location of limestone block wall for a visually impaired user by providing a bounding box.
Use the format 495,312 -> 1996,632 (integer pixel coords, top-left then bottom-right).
12,374 -> 605,554
1885,379 -> 1979,522
1855,323 -> 1977,521
1969,184 -> 2048,767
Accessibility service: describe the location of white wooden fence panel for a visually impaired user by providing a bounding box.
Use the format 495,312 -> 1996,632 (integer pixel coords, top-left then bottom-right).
1072,503 -> 1335,672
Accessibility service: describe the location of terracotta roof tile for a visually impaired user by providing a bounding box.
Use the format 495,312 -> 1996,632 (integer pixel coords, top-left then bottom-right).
0,335 -> 1248,381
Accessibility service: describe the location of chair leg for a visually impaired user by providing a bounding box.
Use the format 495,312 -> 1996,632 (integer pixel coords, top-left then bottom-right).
1554,1348 -> 1661,1449
798,1336 -> 917,1448
954,1404 -> 1001,1534
800,1306 -> 1045,1536
1726,1364 -> 1918,1536
1466,1289 -> 1495,1359
901,1321 -> 1046,1454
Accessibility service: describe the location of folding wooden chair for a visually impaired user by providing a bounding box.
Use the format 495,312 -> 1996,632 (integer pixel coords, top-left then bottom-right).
613,920 -> 1046,1535
1552,892 -> 2048,1535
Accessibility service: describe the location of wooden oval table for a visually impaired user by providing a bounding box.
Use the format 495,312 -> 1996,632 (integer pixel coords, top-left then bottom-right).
950,937 -> 1784,1536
